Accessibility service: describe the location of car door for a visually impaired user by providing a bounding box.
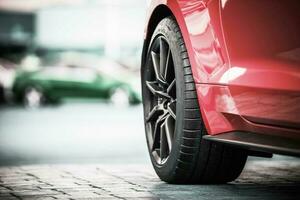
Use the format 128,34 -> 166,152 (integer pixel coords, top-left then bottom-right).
47,66 -> 89,98
67,67 -> 102,98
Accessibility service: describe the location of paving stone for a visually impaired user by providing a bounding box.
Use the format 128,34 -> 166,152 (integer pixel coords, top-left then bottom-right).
0,158 -> 299,200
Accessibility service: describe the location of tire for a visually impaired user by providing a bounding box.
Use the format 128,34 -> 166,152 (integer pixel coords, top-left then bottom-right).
141,17 -> 247,184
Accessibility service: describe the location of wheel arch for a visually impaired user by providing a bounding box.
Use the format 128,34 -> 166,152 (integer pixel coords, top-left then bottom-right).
141,1 -> 214,133
141,0 -> 211,83
141,4 -> 173,71
141,1 -> 233,136
19,80 -> 53,102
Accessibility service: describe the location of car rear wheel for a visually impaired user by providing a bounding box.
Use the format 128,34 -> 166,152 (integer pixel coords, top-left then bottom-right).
110,87 -> 130,106
141,17 -> 248,184
24,86 -> 44,108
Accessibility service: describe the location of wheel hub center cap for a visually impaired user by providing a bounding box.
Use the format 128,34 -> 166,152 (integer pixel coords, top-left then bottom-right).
158,97 -> 163,104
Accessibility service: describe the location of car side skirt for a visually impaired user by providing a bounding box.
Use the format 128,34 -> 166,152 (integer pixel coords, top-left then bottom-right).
203,132 -> 300,157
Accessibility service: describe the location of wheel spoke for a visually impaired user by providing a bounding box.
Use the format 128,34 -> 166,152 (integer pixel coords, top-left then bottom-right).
146,104 -> 164,122
167,100 -> 176,119
151,115 -> 166,151
164,115 -> 173,152
151,51 -> 167,86
164,48 -> 171,80
167,79 -> 176,94
146,81 -> 171,99
160,121 -> 169,161
160,38 -> 168,79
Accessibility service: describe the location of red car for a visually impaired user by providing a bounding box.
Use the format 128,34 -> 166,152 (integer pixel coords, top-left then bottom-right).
141,0 -> 300,183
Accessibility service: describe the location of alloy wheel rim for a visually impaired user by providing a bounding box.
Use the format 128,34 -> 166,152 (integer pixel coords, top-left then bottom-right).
25,88 -> 43,108
145,36 -> 176,165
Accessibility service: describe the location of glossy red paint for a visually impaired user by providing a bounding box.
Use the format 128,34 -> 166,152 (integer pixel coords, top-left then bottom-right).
143,0 -> 300,137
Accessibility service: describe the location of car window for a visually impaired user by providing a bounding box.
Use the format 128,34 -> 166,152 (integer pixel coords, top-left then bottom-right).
39,66 -> 97,83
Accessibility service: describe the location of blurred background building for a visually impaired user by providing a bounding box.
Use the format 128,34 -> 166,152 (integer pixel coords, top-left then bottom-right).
0,0 -> 148,106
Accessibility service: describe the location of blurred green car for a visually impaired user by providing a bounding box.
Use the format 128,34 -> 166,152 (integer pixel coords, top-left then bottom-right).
12,65 -> 141,107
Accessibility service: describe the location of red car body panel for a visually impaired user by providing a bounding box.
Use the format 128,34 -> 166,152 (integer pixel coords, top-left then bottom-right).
143,0 -> 300,138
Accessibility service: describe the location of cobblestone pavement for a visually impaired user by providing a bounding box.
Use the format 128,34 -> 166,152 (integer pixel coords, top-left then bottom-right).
0,157 -> 300,200
1,104 -> 300,199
